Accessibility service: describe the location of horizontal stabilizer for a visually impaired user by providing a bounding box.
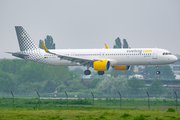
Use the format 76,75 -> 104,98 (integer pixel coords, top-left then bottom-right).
6,52 -> 29,58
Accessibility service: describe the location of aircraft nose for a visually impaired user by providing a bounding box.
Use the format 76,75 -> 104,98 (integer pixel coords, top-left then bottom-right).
172,55 -> 178,62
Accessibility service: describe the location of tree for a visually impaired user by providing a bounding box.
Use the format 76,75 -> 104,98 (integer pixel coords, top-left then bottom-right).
45,35 -> 55,49
97,76 -> 127,94
67,79 -> 87,92
43,80 -> 56,93
142,66 -> 156,79
89,78 -> 102,89
0,69 -> 17,93
0,59 -> 28,75
72,67 -> 84,77
43,65 -> 71,82
147,78 -> 165,96
113,37 -> 122,48
0,59 -> 72,93
123,39 -> 129,48
81,80 -> 90,89
18,62 -> 46,83
159,65 -> 175,80
126,77 -> 146,95
39,35 -> 55,49
19,81 -> 44,93
30,82 -> 43,92
56,84 -> 67,92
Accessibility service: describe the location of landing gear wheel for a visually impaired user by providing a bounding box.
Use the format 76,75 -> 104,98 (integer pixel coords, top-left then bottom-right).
84,70 -> 91,75
98,71 -> 104,75
156,71 -> 160,75
155,65 -> 160,75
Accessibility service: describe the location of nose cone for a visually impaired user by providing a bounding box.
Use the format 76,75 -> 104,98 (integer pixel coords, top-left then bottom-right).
172,55 -> 178,63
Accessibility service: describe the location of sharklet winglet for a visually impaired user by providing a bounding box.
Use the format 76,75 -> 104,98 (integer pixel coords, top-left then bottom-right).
41,42 -> 49,52
104,43 -> 108,49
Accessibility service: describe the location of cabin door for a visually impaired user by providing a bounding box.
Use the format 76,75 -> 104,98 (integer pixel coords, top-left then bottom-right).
152,50 -> 157,59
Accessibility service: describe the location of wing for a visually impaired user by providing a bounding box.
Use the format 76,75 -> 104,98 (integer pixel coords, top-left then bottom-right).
41,42 -> 96,66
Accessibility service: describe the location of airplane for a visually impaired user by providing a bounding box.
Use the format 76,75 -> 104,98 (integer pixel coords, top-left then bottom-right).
7,26 -> 178,75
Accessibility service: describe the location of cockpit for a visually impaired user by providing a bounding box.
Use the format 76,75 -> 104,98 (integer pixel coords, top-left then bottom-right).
162,52 -> 172,55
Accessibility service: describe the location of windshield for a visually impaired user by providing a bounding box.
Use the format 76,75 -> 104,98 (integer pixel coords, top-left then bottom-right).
163,52 -> 172,55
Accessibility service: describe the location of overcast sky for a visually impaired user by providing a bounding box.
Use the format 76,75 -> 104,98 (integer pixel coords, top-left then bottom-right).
0,0 -> 180,58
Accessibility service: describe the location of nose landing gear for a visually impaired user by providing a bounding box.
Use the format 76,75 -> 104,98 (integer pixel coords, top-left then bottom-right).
156,65 -> 160,75
156,71 -> 160,75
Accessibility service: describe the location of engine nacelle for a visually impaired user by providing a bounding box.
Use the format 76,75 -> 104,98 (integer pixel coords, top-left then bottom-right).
93,60 -> 110,71
113,65 -> 130,71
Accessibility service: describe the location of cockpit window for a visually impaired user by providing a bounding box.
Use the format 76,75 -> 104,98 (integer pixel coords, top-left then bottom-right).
163,53 -> 172,55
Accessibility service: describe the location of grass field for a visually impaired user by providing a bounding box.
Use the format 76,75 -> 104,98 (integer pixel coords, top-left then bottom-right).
0,98 -> 179,119
0,108 -> 180,120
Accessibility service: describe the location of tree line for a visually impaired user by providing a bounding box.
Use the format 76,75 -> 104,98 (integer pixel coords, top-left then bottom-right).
0,59 -> 175,96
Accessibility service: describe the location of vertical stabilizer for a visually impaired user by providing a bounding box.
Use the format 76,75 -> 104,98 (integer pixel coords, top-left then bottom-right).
15,26 -> 38,51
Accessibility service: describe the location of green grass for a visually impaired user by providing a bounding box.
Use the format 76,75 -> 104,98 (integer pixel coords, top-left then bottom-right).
0,108 -> 180,120
0,98 -> 179,119
0,97 -> 179,110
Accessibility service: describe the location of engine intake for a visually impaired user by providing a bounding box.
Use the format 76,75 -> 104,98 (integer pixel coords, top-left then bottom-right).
93,60 -> 110,71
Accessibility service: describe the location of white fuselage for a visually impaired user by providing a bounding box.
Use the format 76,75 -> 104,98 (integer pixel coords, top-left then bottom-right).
12,26 -> 178,75
23,48 -> 178,67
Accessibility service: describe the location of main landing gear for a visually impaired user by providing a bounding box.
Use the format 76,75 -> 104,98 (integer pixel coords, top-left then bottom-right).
84,70 -> 105,75
84,67 -> 105,75
84,66 -> 91,75
156,65 -> 160,75
84,70 -> 91,75
98,71 -> 104,75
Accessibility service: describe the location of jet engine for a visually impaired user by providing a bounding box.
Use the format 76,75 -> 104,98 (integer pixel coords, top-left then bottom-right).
93,60 -> 110,71
113,65 -> 130,71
